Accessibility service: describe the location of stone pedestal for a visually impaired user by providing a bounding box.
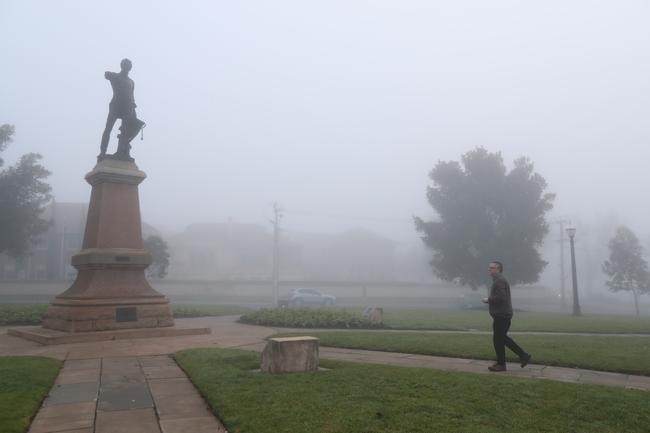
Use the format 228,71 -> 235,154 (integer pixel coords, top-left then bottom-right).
261,336 -> 319,374
42,158 -> 174,332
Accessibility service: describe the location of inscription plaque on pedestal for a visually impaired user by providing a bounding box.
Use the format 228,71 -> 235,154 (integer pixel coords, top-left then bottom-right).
116,307 -> 138,322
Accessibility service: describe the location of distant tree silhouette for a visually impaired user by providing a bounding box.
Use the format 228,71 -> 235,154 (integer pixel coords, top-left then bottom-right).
0,124 -> 52,257
144,235 -> 170,279
602,226 -> 650,315
415,147 -> 555,289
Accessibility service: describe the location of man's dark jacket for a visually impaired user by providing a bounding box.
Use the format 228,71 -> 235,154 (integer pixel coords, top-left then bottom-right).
488,273 -> 513,318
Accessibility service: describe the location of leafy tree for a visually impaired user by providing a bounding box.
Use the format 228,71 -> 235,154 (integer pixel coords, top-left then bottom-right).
414,147 -> 555,289
144,235 -> 170,279
0,124 -> 16,166
602,226 -> 649,316
0,124 -> 52,257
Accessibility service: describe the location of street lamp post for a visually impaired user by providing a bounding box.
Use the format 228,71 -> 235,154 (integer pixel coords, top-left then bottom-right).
566,227 -> 581,316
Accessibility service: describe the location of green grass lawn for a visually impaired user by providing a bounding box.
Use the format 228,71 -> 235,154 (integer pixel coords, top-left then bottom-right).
236,306 -> 650,333
274,331 -> 650,376
382,309 -> 650,334
0,303 -> 251,326
175,348 -> 650,433
0,356 -> 61,433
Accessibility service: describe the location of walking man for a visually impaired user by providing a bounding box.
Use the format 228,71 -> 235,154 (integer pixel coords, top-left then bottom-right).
482,261 -> 531,372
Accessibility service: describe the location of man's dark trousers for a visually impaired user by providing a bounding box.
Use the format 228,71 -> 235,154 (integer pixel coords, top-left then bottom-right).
493,316 -> 526,365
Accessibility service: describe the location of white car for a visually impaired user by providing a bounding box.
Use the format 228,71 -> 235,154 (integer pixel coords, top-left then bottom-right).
279,288 -> 336,307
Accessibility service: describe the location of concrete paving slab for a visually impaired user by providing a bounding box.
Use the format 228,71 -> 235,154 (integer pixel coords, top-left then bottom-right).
95,408 -> 161,433
101,347 -> 148,358
28,412 -> 94,433
154,393 -> 213,420
35,401 -> 96,419
626,374 -> 650,391
101,369 -> 146,383
40,429 -> 93,433
39,430 -> 92,433
66,349 -> 110,360
139,355 -> 177,367
405,354 -> 475,364
98,381 -> 153,411
43,382 -> 98,406
159,416 -> 227,433
540,366 -> 582,382
55,368 -> 100,385
134,346 -> 177,356
143,365 -> 186,380
324,347 -> 414,358
101,357 -> 140,371
326,351 -> 374,361
148,377 -> 199,397
503,368 -> 544,378
579,371 -> 630,387
63,359 -> 101,370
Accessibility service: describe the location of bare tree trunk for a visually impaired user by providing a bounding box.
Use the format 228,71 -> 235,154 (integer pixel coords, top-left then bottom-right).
633,289 -> 640,316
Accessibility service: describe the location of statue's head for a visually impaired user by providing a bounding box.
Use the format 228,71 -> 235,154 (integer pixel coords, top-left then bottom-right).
120,58 -> 133,72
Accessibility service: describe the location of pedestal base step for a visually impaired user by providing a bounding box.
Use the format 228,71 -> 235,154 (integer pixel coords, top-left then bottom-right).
8,325 -> 211,345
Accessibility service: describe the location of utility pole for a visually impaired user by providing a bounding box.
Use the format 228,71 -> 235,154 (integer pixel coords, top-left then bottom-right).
566,227 -> 581,316
554,219 -> 570,310
558,220 -> 567,310
271,202 -> 282,306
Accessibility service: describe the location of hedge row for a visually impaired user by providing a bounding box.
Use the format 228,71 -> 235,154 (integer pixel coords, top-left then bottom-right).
239,307 -> 383,329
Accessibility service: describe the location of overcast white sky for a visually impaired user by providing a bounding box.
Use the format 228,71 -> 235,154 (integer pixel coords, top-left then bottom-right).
1,0 -> 649,246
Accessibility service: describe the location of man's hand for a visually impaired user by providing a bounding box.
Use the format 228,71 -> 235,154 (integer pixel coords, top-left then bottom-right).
481,298 -> 489,304
104,71 -> 114,80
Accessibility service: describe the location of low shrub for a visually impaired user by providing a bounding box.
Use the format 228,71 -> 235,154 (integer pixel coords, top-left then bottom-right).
0,304 -> 47,326
171,304 -> 251,318
239,307 -> 383,329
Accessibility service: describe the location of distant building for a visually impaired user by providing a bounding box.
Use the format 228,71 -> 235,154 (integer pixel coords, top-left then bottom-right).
167,222 -> 303,280
0,202 -> 86,280
168,223 -> 271,280
298,228 -> 397,281
166,223 -> 410,282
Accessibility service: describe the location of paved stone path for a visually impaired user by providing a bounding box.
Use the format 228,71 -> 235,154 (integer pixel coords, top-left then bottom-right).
28,355 -> 226,433
1,315 -> 648,433
319,347 -> 650,390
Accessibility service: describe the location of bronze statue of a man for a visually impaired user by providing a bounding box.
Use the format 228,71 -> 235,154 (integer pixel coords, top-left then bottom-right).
99,58 -> 145,161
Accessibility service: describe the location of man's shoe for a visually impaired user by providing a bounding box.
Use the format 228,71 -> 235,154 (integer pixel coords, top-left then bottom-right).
520,353 -> 532,368
488,364 -> 507,372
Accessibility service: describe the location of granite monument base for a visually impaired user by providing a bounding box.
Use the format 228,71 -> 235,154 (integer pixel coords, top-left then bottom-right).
39,158 -> 177,333
9,323 -> 210,345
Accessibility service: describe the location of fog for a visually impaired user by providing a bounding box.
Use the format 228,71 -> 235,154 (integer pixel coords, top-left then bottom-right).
2,1 -> 650,310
